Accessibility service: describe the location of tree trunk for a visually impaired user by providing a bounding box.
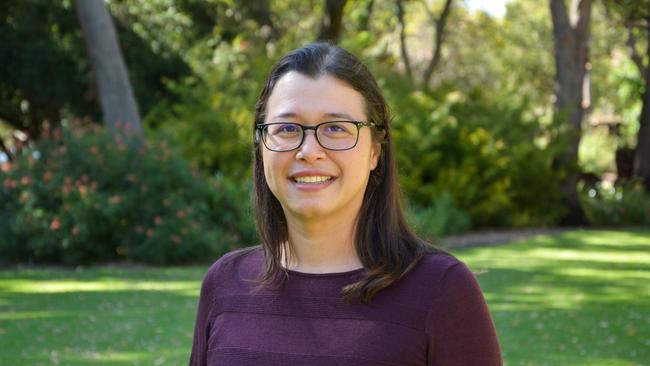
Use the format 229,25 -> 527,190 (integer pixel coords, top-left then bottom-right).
634,25 -> 650,190
396,0 -> 413,82
318,0 -> 347,43
75,0 -> 143,147
550,0 -> 591,225
422,0 -> 454,88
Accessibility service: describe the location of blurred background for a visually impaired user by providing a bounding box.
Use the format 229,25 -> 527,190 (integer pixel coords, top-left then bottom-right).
1,0 -> 649,264
1,0 -> 649,364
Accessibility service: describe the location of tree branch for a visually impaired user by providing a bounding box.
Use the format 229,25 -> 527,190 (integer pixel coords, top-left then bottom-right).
625,23 -> 647,75
358,0 -> 375,31
422,0 -> 453,88
396,0 -> 413,82
318,0 -> 347,43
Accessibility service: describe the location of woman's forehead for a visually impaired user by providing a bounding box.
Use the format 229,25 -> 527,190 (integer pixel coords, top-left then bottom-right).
266,72 -> 367,121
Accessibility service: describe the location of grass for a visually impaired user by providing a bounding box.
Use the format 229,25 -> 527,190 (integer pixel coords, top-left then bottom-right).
0,267 -> 205,365
0,229 -> 649,365
457,229 -> 650,366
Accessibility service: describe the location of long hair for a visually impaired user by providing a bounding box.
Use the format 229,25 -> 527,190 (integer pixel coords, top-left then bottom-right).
248,42 -> 449,303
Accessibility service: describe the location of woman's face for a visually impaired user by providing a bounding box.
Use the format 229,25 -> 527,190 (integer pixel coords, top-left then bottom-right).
261,71 -> 380,222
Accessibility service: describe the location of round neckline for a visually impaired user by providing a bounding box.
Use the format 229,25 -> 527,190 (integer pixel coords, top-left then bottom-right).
284,266 -> 366,278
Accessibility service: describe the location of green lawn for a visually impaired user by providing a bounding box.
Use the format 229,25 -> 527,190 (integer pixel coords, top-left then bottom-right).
0,229 -> 648,365
457,229 -> 650,366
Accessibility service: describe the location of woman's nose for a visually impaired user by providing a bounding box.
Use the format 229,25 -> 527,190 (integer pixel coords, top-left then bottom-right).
296,130 -> 326,162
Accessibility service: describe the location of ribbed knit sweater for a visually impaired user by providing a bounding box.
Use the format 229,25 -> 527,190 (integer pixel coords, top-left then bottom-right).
189,247 -> 502,365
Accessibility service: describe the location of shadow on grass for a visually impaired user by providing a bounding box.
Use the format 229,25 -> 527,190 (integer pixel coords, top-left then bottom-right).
1,229 -> 649,365
456,229 -> 650,365
0,268 -> 206,365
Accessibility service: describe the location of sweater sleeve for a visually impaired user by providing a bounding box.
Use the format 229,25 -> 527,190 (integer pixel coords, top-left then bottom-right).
426,261 -> 503,366
188,262 -> 220,366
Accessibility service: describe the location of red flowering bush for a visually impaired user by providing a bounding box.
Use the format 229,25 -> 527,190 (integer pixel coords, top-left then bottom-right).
0,122 -> 256,265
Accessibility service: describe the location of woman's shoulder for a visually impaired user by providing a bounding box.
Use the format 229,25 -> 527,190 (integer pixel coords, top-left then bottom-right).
201,245 -> 264,287
411,251 -> 465,279
399,251 -> 480,298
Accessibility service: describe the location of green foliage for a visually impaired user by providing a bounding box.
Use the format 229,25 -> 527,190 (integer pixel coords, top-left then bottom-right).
580,180 -> 650,226
0,0 -> 91,128
0,122 -> 256,265
579,127 -> 618,175
388,84 -> 566,228
0,0 -> 189,135
405,192 -> 472,240
144,40 -> 266,178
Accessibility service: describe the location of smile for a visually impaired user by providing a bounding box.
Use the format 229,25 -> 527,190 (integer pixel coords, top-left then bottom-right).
292,176 -> 334,184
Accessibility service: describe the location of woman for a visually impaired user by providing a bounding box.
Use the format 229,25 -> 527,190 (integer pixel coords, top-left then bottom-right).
189,43 -> 502,365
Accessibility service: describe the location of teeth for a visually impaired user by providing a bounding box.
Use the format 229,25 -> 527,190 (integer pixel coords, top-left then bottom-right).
293,176 -> 332,183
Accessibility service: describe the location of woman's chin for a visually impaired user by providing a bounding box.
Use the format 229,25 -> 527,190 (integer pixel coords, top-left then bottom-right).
286,203 -> 334,221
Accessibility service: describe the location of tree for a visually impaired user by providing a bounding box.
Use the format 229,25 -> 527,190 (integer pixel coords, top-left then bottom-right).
75,0 -> 143,146
395,0 -> 454,89
0,0 -> 92,148
606,0 -> 650,190
318,0 -> 348,43
550,0 -> 592,224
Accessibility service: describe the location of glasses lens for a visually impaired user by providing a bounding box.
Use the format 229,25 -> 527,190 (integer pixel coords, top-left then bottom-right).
317,122 -> 358,150
264,123 -> 303,151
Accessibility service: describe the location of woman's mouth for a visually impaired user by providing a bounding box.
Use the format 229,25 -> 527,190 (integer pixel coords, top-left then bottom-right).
289,175 -> 336,191
292,176 -> 334,184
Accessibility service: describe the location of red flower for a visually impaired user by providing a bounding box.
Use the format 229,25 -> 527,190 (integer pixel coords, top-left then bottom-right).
50,218 -> 61,231
176,210 -> 186,219
3,179 -> 17,189
154,216 -> 163,225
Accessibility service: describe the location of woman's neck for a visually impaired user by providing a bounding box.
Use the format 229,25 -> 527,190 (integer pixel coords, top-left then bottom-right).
281,214 -> 362,273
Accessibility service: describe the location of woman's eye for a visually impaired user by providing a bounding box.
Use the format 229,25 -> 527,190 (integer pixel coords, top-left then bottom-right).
324,123 -> 348,133
274,124 -> 300,134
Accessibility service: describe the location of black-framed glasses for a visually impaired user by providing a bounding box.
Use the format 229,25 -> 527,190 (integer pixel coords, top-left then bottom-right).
255,121 -> 377,152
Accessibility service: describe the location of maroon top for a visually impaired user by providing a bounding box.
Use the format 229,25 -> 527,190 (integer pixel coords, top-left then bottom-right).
189,247 -> 502,365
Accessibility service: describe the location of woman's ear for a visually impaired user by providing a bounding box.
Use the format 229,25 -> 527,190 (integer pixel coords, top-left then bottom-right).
370,141 -> 381,171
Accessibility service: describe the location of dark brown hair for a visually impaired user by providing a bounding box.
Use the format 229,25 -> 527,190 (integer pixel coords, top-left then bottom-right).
244,42 -> 448,303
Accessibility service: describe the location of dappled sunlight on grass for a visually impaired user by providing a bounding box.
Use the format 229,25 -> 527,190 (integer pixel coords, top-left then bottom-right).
1,229 -> 649,365
1,279 -> 198,294
456,229 -> 650,365
0,310 -> 67,321
0,266 -> 205,365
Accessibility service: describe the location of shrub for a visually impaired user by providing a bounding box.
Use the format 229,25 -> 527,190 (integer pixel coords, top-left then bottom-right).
386,84 -> 565,228
580,179 -> 650,226
405,192 -> 472,241
0,122 -> 257,266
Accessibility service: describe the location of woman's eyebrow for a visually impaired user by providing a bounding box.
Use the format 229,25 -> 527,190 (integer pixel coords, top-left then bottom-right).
272,112 -> 356,120
324,112 -> 355,120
